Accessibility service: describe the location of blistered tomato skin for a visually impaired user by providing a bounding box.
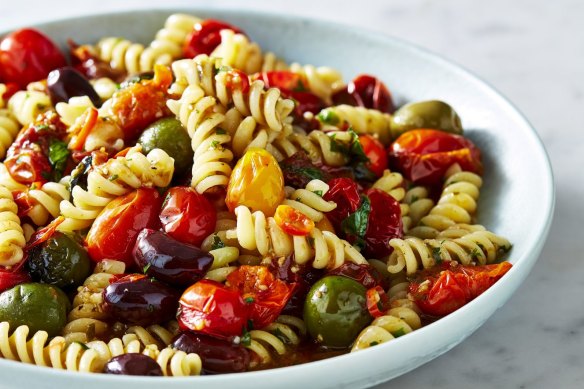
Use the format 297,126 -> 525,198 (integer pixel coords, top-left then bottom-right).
103,353 -> 163,376
348,74 -> 394,113
47,67 -> 101,106
172,332 -> 250,374
274,204 -> 315,236
0,28 -> 67,89
178,280 -> 248,338
133,229 -> 213,287
102,274 -> 180,326
389,129 -> 482,186
183,19 -> 244,58
326,263 -> 381,289
359,135 -> 388,177
159,187 -> 216,247
226,148 -> 285,217
322,177 -> 361,229
86,188 -> 163,268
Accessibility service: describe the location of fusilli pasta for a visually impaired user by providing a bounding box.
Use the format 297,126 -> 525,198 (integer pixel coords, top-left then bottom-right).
8,90 -> 52,127
0,185 -> 26,267
317,104 -> 392,145
245,315 -> 306,366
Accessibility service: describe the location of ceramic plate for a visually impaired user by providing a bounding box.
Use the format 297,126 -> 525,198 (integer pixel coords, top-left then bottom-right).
0,8 -> 554,389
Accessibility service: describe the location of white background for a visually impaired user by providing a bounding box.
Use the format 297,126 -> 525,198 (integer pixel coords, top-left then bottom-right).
2,1 -> 583,388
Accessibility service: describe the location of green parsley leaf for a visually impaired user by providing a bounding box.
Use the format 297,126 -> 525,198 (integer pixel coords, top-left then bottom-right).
317,109 -> 340,125
74,341 -> 89,350
241,325 -> 252,346
244,296 -> 255,304
341,196 -> 371,241
312,190 -> 324,197
211,235 -> 225,250
109,174 -> 119,181
431,246 -> 443,264
293,79 -> 307,92
48,140 -> 70,181
143,263 -> 151,274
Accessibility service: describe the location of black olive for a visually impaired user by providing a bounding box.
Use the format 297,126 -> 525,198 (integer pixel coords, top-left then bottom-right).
103,353 -> 163,376
47,66 -> 101,106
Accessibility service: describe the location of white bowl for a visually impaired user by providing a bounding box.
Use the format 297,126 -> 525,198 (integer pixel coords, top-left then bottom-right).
0,8 -> 554,389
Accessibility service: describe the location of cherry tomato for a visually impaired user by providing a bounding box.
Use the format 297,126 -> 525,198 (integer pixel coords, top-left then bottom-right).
278,151 -> 332,189
0,29 -> 67,89
1,82 -> 19,101
183,19 -> 244,58
226,265 -> 296,329
409,261 -> 513,317
226,148 -> 285,217
4,150 -> 52,185
322,177 -> 360,230
159,187 -> 216,247
359,135 -> 388,177
224,69 -> 250,94
366,286 -> 390,318
255,71 -> 325,115
389,129 -> 483,186
327,263 -> 381,289
86,188 -> 162,267
0,270 -> 31,293
348,74 -> 394,113
109,65 -> 172,141
360,188 -> 403,258
274,204 -> 314,236
178,279 -> 248,338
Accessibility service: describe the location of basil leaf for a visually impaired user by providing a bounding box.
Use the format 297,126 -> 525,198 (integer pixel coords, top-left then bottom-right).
48,140 -> 70,181
211,235 -> 225,250
341,195 -> 371,239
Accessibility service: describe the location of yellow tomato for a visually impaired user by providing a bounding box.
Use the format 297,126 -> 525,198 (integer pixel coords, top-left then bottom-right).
226,148 -> 285,216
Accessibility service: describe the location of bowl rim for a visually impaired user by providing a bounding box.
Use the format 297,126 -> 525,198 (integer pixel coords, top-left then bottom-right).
0,6 -> 555,387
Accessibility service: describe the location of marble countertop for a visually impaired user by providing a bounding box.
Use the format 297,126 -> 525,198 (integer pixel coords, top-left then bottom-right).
1,0 -> 582,388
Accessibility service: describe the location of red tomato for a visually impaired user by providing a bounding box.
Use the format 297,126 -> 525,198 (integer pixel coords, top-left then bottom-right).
0,270 -> 31,293
322,177 -> 361,230
366,286 -> 390,318
224,69 -> 250,94
360,188 -> 403,258
4,150 -> 52,185
183,19 -> 244,58
409,262 -> 513,317
1,82 -> 19,101
327,263 -> 381,289
226,266 -> 296,329
348,74 -> 394,113
178,279 -> 248,338
359,135 -> 388,177
389,129 -> 483,186
0,29 -> 67,89
86,188 -> 162,267
255,71 -> 324,115
159,187 -> 217,247
274,204 -> 314,236
25,216 -> 64,252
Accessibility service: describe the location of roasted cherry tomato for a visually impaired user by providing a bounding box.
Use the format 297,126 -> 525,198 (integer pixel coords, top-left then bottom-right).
327,263 -> 381,289
226,148 -> 285,216
183,19 -> 244,58
366,285 -> 390,318
4,149 -> 52,185
274,204 -> 314,236
178,279 -> 248,338
0,29 -> 67,89
409,262 -> 513,317
86,188 -> 162,267
108,65 -> 172,141
1,82 -> 19,101
322,177 -> 360,230
226,265 -> 296,329
360,188 -> 403,258
255,71 -> 324,115
279,152 -> 332,189
159,187 -> 216,247
348,74 -> 394,113
389,129 -> 483,186
359,135 -> 388,177
224,69 -> 250,93
0,270 -> 31,293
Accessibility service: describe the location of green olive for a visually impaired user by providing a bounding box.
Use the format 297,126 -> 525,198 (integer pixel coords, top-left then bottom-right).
390,100 -> 463,138
303,276 -> 372,348
27,231 -> 91,289
138,117 -> 194,176
0,283 -> 70,336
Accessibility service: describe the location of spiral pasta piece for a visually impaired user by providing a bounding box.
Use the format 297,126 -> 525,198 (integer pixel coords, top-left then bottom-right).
170,56 -> 295,135
351,307 -> 422,352
283,179 -> 336,222
245,316 -> 306,366
402,184 -> 434,230
55,96 -> 95,126
386,230 -> 511,275
371,169 -> 410,228
167,83 -> 233,193
211,29 -> 265,74
63,260 -> 126,343
58,145 -> 174,231
408,165 -> 483,239
0,108 -> 19,160
266,129 -> 353,166
317,105 -> 392,145
225,205 -> 367,269
8,90 -> 52,126
289,63 -> 344,104
90,77 -> 119,102
25,177 -> 71,227
223,106 -> 271,157
124,322 -> 179,349
0,185 -> 26,267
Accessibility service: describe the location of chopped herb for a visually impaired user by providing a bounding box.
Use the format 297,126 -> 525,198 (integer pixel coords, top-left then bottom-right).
341,196 -> 371,249
241,329 -> 252,347
392,328 -> 406,338
74,341 -> 89,350
470,248 -> 483,260
247,319 -> 254,331
216,128 -> 227,135
369,341 -> 379,347
312,190 -> 324,197
410,195 -> 420,203
210,140 -> 220,149
307,236 -> 315,248
35,124 -> 50,132
317,109 -> 340,125
431,246 -> 443,264
272,328 -> 288,343
48,140 -> 70,181
143,263 -> 151,274
293,80 -> 307,92
109,174 -> 119,181
211,235 -> 225,250
244,296 -> 255,304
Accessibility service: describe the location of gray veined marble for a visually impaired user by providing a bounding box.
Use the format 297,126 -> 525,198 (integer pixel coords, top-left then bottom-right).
1,0 -> 582,388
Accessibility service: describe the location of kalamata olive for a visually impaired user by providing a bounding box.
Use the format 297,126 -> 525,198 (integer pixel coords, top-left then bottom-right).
172,332 -> 250,374
390,100 -> 463,138
102,274 -> 180,326
303,276 -> 372,348
47,66 -> 101,106
27,231 -> 91,289
103,353 -> 163,376
0,283 -> 70,337
138,117 -> 194,177
133,229 -> 213,287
